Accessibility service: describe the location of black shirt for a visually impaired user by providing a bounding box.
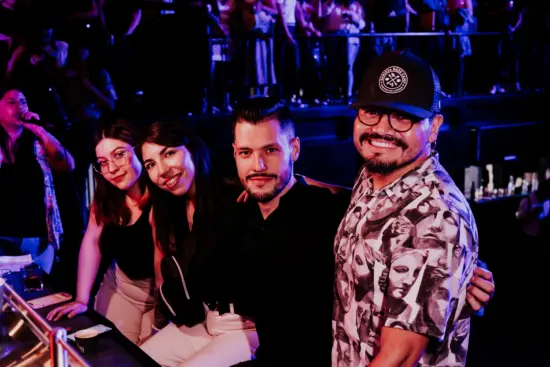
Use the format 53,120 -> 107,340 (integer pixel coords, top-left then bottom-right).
100,206 -> 155,280
218,177 -> 350,366
0,130 -> 47,238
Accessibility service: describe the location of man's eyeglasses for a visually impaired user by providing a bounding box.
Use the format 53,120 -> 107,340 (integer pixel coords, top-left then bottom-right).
93,147 -> 135,174
356,108 -> 427,133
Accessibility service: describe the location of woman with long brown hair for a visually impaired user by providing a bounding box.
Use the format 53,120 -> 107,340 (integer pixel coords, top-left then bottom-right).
138,121 -> 259,366
47,119 -> 156,345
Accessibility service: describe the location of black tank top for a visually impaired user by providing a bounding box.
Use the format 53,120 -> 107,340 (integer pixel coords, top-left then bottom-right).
0,131 -> 47,237
100,206 -> 155,280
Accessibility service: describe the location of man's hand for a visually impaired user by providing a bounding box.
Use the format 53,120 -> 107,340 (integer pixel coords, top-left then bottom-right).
467,267 -> 495,311
370,327 -> 429,367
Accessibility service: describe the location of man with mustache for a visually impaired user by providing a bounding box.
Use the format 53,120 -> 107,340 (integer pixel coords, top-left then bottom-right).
223,95 -> 493,366
223,96 -> 347,366
333,50 -> 486,366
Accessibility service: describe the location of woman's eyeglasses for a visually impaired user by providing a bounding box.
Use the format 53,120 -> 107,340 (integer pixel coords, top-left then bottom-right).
93,147 -> 135,174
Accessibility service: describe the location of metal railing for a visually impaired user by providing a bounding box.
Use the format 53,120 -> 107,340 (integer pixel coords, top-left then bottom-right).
211,31 -> 501,40
2,283 -> 91,367
206,31 -> 504,113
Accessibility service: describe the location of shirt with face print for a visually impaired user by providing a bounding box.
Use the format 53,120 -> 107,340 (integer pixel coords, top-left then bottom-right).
332,154 -> 478,367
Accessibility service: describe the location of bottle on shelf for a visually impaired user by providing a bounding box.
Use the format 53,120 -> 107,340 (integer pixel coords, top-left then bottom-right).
507,176 -> 515,196
469,181 -> 476,200
521,175 -> 529,195
476,180 -> 484,201
532,172 -> 539,192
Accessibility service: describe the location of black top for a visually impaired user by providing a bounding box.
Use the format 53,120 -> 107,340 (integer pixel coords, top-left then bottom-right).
0,130 -> 47,238
156,181 -> 243,326
100,205 -> 155,280
217,177 -> 350,366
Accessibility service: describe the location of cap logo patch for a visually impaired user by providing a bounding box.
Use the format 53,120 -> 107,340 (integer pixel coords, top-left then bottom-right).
379,66 -> 408,94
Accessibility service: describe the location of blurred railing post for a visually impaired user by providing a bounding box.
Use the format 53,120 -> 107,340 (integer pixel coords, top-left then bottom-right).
51,327 -> 68,367
2,282 -> 91,367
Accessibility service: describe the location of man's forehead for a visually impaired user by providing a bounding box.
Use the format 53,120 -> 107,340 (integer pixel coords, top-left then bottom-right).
235,117 -> 282,132
234,119 -> 286,145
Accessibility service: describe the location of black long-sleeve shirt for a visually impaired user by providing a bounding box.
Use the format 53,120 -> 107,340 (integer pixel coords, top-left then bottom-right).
217,176 -> 350,366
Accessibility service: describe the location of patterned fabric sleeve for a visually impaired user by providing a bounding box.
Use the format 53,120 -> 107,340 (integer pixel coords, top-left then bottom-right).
34,141 -> 63,250
382,210 -> 475,341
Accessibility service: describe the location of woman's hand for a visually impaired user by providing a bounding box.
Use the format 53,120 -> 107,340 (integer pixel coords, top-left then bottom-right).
46,301 -> 88,322
236,190 -> 250,203
21,119 -> 49,141
20,111 -> 40,122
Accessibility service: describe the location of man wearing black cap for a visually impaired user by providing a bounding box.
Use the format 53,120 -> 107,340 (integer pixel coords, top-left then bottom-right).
332,50 -> 480,366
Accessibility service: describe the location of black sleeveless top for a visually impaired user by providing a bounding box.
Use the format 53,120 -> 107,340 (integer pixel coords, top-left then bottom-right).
0,131 -> 47,237
100,206 -> 155,280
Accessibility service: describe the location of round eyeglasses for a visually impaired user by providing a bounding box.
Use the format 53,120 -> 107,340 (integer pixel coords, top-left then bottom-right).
93,147 -> 135,174
356,108 -> 426,133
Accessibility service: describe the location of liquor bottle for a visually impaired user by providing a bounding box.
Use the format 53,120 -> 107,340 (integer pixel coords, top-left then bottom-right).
521,176 -> 529,195
476,180 -> 484,200
507,176 -> 515,196
532,172 -> 539,192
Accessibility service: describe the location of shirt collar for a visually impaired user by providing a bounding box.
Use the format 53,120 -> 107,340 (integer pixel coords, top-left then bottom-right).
361,153 -> 441,202
244,174 -> 308,213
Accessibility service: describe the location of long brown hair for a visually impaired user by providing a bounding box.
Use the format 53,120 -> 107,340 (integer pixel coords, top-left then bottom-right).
93,119 -> 149,226
138,121 -> 218,258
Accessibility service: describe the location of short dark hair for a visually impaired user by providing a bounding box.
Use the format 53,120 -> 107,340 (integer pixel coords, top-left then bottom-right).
232,96 -> 295,139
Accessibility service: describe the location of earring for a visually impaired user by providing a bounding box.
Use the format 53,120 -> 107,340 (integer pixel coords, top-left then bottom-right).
430,140 -> 437,153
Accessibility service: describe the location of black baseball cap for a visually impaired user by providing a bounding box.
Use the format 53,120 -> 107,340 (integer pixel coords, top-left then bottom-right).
351,50 -> 442,119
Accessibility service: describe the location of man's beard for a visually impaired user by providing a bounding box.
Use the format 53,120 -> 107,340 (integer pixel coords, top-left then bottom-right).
359,132 -> 417,175
245,159 -> 293,203
363,156 -> 411,175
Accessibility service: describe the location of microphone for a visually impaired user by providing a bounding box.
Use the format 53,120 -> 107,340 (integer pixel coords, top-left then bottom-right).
21,112 -> 56,131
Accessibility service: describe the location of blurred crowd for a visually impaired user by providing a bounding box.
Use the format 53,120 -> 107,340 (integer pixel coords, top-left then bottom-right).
0,0 -> 548,120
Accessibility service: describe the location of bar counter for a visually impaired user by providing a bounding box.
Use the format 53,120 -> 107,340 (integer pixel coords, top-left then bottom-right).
0,269 -> 159,366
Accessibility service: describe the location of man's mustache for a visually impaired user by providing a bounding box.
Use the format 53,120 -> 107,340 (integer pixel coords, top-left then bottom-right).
246,173 -> 277,180
360,132 -> 408,149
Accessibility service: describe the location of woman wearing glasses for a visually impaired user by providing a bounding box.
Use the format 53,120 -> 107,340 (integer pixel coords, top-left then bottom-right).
47,119 -> 155,345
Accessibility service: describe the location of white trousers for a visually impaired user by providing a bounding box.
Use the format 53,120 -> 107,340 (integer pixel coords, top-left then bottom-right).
140,321 -> 259,367
94,263 -> 155,344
